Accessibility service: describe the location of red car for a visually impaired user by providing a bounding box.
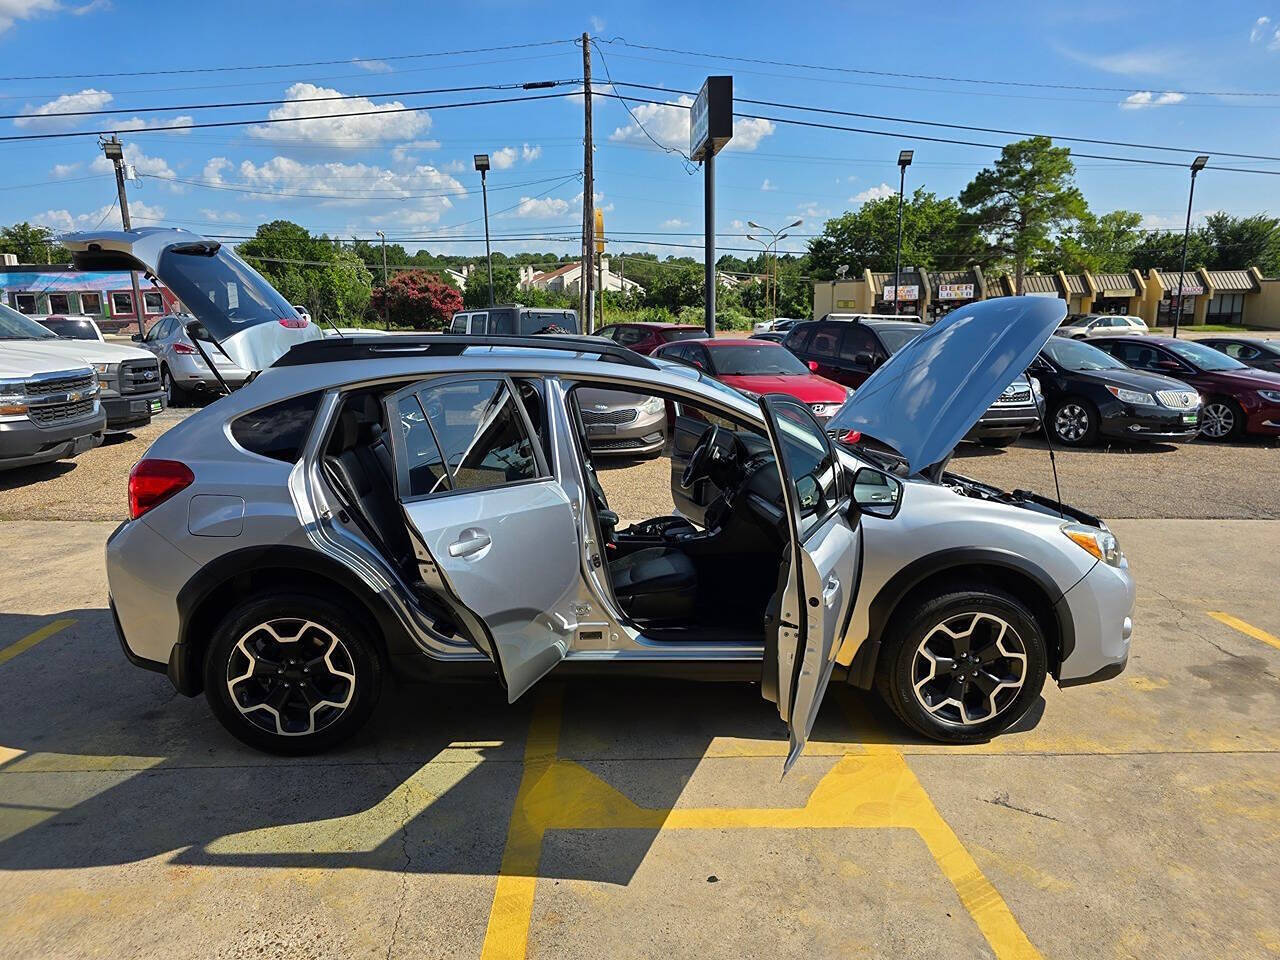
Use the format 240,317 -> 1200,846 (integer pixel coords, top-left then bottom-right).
652,337 -> 849,420
595,321 -> 706,355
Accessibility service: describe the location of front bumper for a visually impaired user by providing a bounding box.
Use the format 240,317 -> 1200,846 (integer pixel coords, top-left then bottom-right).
100,389 -> 165,430
1245,402 -> 1280,436
1099,403 -> 1199,442
1056,555 -> 1135,686
966,405 -> 1041,440
0,410 -> 105,471
585,406 -> 667,456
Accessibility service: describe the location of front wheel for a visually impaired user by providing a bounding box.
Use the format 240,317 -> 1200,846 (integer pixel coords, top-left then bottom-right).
875,586 -> 1048,744
1050,399 -> 1098,446
1199,398 -> 1244,441
203,593 -> 382,754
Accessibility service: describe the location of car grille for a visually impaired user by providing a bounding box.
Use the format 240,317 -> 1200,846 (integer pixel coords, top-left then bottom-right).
1157,390 -> 1198,410
582,408 -> 639,426
30,398 -> 96,426
993,387 -> 1033,406
591,437 -> 649,450
120,357 -> 160,394
25,372 -> 95,398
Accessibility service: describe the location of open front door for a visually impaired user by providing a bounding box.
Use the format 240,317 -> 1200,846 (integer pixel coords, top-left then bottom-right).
386,375 -> 582,702
758,394 -> 862,772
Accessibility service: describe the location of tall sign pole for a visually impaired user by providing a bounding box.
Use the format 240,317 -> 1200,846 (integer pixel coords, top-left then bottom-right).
690,76 -> 733,337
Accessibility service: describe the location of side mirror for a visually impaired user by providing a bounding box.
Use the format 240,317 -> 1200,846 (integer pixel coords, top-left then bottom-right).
853,352 -> 874,368
690,359 -> 704,370
807,360 -> 820,372
851,466 -> 902,519
1156,359 -> 1183,372
130,333 -> 142,341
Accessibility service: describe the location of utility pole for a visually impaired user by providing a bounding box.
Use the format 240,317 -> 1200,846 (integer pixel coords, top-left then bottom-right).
1172,155 -> 1209,338
581,32 -> 595,333
375,230 -> 389,329
101,135 -> 146,338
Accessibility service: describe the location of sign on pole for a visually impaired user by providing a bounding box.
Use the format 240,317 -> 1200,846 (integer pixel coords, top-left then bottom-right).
690,76 -> 733,162
594,209 -> 605,254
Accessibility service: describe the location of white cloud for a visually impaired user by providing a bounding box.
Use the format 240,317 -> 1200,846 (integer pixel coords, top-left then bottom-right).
89,142 -> 175,181
0,0 -> 58,33
521,143 -> 542,163
202,157 -> 231,184
608,94 -> 775,153
352,58 -> 392,73
761,178 -> 777,191
391,139 -> 441,164
72,0 -> 110,14
512,196 -> 570,218
248,82 -> 430,146
590,14 -> 605,32
1055,45 -> 1181,76
49,161 -> 80,178
107,113 -> 194,134
851,182 -> 895,203
1120,90 -> 1187,109
796,203 -> 829,221
441,158 -> 465,173
14,87 -> 112,129
197,208 -> 242,223
1249,16 -> 1280,50
490,146 -> 519,170
662,218 -> 688,227
31,198 -> 166,233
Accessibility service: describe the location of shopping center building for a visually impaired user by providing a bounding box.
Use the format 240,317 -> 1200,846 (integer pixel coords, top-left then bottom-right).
814,265 -> 1280,328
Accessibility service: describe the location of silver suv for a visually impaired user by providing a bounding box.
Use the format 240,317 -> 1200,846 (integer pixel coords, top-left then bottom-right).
107,296 -> 1134,767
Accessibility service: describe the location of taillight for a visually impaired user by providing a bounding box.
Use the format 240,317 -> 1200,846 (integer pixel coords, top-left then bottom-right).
279,315 -> 308,328
840,429 -> 862,445
129,459 -> 194,520
173,342 -> 197,354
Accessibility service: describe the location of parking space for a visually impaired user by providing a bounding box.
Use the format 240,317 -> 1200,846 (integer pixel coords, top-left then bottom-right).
1,514 -> 1278,959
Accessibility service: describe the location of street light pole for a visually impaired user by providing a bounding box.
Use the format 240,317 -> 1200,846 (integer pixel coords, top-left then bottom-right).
100,135 -> 147,338
1172,154 -> 1208,339
894,150 -> 914,317
748,218 -> 802,321
474,154 -> 494,308
375,230 -> 388,330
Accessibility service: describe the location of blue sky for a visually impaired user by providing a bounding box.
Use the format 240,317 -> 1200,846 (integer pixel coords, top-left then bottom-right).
2,0 -> 1278,263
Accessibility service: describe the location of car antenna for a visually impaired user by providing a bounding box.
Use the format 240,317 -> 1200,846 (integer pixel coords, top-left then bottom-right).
1028,372 -> 1065,520
318,310 -> 347,338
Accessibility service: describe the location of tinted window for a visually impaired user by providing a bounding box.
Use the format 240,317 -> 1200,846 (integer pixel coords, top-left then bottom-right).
449,314 -> 467,334
784,325 -> 814,352
685,343 -> 710,368
40,318 -> 98,340
1041,337 -> 1127,371
874,326 -> 923,354
1164,338 -> 1247,371
418,379 -> 539,491
767,397 -> 841,539
1106,342 -> 1172,372
157,245 -> 300,341
231,392 -> 322,463
808,324 -> 841,358
1222,342 -> 1260,360
596,325 -> 618,341
705,343 -> 808,376
614,326 -> 646,346
395,393 -> 451,496
520,310 -> 579,334
660,327 -> 706,343
839,325 -> 879,362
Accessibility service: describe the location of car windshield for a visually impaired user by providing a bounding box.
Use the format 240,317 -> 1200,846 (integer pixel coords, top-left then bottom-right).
876,326 -> 924,353
39,318 -> 97,339
156,243 -> 299,341
0,302 -> 58,340
1165,339 -> 1247,371
1041,336 -> 1127,371
707,342 -> 810,376
659,327 -> 706,342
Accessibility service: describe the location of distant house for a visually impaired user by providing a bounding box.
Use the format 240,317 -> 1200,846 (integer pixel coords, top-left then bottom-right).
443,266 -> 469,290
519,257 -> 644,295
0,263 -> 178,332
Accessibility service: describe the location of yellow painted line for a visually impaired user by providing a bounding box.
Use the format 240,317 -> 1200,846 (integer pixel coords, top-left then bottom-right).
480,688 -> 1041,960
1208,611 -> 1280,652
0,618 -> 75,667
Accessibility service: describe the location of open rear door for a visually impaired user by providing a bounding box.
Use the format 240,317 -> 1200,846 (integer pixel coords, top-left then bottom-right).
758,395 -> 861,772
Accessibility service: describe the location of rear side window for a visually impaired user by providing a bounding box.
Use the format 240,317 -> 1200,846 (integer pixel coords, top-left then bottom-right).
660,328 -> 705,343
450,314 -> 467,334
395,393 -> 451,497
785,325 -> 813,352
808,324 -> 841,358
614,326 -> 646,346
230,392 -> 322,462
413,378 -> 540,492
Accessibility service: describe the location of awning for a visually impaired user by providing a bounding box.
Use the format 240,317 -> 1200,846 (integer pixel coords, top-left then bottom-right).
1093,273 -> 1137,297
1205,270 -> 1259,293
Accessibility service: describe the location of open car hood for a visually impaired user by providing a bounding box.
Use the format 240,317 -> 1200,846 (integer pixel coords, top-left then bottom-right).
61,227 -> 320,371
826,297 -> 1065,474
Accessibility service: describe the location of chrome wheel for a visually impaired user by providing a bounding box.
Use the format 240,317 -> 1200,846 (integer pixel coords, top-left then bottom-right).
910,612 -> 1027,725
161,367 -> 177,406
1200,401 -> 1235,439
1053,403 -> 1089,442
226,618 -> 356,737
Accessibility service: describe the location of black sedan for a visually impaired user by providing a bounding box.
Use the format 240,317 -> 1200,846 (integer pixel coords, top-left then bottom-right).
1028,337 -> 1202,446
1197,336 -> 1280,374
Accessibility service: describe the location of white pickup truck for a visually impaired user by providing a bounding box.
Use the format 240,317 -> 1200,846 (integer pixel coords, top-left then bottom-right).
0,315 -> 105,472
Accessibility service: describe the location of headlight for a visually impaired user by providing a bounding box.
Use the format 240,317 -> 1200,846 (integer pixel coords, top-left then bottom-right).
1258,389 -> 1280,404
92,362 -> 117,374
0,378 -> 29,418
1062,522 -> 1123,566
641,395 -> 664,414
1106,385 -> 1154,405
1029,376 -> 1042,396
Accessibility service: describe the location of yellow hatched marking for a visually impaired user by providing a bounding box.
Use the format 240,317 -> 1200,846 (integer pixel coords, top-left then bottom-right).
0,618 -> 75,667
1208,611 -> 1280,652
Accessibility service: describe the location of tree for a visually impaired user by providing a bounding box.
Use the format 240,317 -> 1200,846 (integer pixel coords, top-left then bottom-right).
1199,212 -> 1280,274
641,262 -> 703,311
462,263 -> 520,308
369,269 -> 462,330
960,137 -> 1088,294
1043,210 -> 1144,274
0,222 -> 71,264
237,220 -> 372,325
806,188 -> 980,280
1129,230 -> 1212,274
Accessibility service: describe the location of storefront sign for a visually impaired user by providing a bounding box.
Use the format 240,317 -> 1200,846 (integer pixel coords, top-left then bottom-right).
882,284 -> 919,301
937,283 -> 974,300
1166,283 -> 1204,296
1025,291 -> 1060,298
1100,289 -> 1135,298
689,76 -> 733,162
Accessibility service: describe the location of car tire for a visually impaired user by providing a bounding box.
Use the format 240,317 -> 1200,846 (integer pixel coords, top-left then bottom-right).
203,592 -> 382,755
977,436 -> 1017,448
1050,398 -> 1098,446
874,585 -> 1048,744
1199,397 -> 1244,441
161,365 -> 186,408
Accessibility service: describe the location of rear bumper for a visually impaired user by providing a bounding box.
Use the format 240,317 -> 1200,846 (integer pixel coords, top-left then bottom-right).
106,517 -> 197,679
0,410 -> 105,471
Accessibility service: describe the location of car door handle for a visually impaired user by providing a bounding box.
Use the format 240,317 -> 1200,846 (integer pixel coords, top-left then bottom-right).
822,576 -> 840,603
448,528 -> 491,558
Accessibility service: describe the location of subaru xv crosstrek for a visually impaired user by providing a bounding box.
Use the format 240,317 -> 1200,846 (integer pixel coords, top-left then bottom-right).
107,290 -> 1134,768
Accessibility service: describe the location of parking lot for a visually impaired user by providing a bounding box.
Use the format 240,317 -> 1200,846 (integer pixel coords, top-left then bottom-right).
1,419 -> 1278,959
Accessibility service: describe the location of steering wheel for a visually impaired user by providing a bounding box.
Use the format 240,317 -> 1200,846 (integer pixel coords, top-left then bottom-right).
680,424 -> 720,490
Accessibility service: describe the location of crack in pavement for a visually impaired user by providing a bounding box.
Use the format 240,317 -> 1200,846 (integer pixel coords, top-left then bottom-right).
384,773 -> 414,960
1146,585 -> 1280,682
982,792 -> 1062,822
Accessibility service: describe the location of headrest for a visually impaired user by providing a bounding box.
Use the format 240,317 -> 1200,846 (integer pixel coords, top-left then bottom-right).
330,411 -> 360,453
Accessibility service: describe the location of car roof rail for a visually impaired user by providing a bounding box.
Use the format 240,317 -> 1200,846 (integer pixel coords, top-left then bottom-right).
271,333 -> 660,370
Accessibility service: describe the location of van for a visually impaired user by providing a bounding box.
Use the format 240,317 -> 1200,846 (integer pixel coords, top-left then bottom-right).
448,305 -> 580,336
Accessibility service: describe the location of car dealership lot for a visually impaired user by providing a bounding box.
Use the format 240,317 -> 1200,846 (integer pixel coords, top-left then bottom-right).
1,508 -> 1278,957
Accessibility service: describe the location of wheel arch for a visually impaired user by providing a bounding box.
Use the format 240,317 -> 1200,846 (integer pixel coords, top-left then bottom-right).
847,547 -> 1074,689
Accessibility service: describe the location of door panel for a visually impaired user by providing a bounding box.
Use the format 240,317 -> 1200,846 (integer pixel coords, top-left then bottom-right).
758,394 -> 861,772
668,409 -> 722,525
388,376 -> 582,701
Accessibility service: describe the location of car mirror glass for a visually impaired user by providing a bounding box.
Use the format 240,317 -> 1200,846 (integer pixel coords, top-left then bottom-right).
130,333 -> 142,341
854,352 -> 874,368
851,467 -> 902,518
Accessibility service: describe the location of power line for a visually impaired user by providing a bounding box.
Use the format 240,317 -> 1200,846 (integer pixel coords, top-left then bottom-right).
598,37 -> 1280,99
0,40 -> 576,82
148,172 -> 577,201
0,89 -> 580,143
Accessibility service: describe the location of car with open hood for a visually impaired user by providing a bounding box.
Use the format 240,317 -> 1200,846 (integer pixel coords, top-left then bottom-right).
105,296 -> 1133,764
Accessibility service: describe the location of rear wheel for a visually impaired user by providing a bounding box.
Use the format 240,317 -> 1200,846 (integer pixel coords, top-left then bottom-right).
1199,398 -> 1244,441
203,593 -> 382,754
161,365 -> 186,408
875,586 -> 1047,744
1050,399 -> 1098,446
